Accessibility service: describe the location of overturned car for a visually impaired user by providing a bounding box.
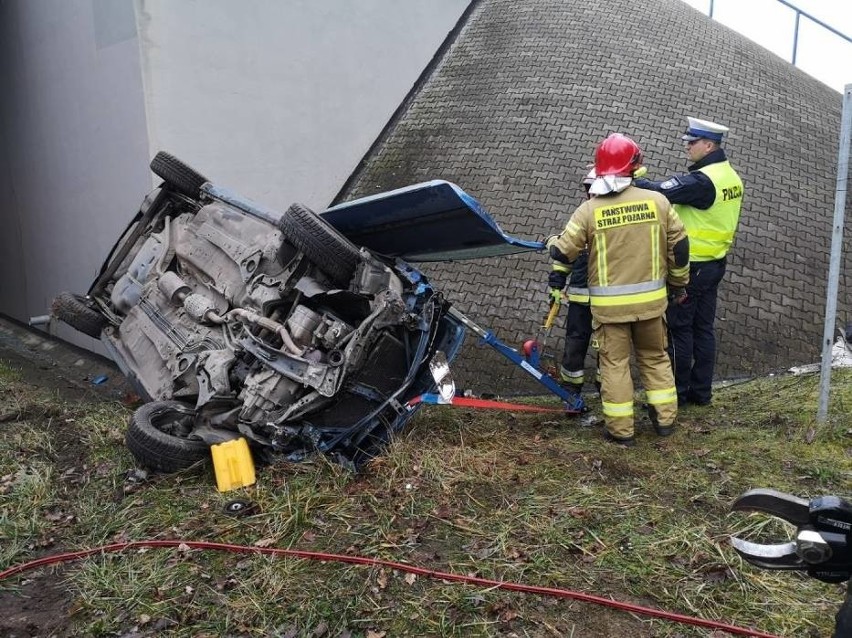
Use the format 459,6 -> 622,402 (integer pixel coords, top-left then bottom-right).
52,152 -> 541,471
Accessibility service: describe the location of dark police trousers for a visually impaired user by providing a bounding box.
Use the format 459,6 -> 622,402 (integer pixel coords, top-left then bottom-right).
666,258 -> 726,404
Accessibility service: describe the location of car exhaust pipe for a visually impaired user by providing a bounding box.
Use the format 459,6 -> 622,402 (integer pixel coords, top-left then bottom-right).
28,315 -> 52,327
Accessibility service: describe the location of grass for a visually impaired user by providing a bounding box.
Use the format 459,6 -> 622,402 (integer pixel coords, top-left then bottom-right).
0,358 -> 850,637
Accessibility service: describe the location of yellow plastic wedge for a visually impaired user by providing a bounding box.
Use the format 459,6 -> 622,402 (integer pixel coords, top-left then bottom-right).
210,438 -> 256,492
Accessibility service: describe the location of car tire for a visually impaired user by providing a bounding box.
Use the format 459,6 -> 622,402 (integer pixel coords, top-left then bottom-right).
51,292 -> 107,338
149,151 -> 208,198
278,203 -> 360,287
126,400 -> 210,473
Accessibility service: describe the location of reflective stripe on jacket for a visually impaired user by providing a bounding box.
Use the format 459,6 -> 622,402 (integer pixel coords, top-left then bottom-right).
674,161 -> 743,261
550,185 -> 689,324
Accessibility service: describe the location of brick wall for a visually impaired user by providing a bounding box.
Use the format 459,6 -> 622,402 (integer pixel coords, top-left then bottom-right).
339,0 -> 851,394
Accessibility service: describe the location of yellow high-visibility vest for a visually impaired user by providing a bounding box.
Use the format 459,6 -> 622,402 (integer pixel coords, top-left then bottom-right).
675,161 -> 743,262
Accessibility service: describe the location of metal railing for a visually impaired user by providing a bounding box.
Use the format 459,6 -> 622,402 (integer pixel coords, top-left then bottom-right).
707,0 -> 851,65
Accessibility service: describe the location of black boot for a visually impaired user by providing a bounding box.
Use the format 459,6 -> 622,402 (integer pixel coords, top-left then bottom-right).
559,380 -> 584,397
604,430 -> 636,447
647,405 -> 674,437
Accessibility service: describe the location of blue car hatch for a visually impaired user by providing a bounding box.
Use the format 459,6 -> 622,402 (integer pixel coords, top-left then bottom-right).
322,180 -> 544,261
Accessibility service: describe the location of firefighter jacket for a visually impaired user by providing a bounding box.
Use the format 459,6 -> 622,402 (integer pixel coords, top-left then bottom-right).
548,185 -> 689,324
674,160 -> 743,261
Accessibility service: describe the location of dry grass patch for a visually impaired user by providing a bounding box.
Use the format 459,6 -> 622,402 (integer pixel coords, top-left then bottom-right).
0,359 -> 850,636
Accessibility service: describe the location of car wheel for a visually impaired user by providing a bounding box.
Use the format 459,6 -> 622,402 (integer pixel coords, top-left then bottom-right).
51,292 -> 107,338
125,400 -> 210,473
149,151 -> 208,198
278,203 -> 360,287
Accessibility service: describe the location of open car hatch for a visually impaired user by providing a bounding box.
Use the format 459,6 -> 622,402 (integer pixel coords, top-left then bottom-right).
323,180 -> 544,261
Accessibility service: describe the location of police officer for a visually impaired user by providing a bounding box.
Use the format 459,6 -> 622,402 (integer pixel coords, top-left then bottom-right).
548,134 -> 690,446
556,169 -> 598,396
634,117 -> 744,406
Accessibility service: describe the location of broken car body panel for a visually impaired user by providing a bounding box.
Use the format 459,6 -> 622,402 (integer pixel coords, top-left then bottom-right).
322,180 -> 544,261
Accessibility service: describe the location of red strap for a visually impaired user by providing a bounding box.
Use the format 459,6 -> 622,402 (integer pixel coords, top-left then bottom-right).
407,394 -> 572,413
449,397 -> 571,412
409,393 -> 578,413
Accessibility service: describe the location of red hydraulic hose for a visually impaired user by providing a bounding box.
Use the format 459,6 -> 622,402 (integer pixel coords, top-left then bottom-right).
0,540 -> 780,638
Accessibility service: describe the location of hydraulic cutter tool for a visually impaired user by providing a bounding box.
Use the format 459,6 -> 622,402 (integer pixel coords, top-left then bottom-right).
730,488 -> 851,583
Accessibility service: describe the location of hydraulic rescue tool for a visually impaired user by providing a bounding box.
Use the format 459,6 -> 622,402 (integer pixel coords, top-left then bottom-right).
731,488 -> 852,582
522,300 -> 561,373
730,488 -> 852,636
447,305 -> 585,413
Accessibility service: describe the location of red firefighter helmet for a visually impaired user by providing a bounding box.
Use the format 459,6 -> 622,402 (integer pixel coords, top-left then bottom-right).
594,134 -> 643,178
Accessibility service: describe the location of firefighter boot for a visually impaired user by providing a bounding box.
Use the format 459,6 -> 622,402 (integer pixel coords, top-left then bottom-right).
558,376 -> 584,400
604,430 -> 637,447
647,405 -> 673,437
634,317 -> 678,437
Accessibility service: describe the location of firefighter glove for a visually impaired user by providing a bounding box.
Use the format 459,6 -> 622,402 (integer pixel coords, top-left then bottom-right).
548,270 -> 567,291
668,287 -> 688,305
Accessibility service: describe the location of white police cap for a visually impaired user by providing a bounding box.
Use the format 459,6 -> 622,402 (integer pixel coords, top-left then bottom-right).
681,117 -> 729,143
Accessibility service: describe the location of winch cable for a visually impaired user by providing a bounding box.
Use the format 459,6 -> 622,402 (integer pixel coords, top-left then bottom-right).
0,539 -> 780,637
408,393 -> 578,413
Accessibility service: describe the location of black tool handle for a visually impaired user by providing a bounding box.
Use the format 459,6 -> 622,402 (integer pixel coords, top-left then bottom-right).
832,583 -> 852,638
810,496 -> 852,578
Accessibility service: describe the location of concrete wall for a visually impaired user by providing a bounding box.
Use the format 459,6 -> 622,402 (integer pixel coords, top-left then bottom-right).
339,0 -> 852,392
0,0 -> 151,351
135,0 -> 470,211
0,0 -> 469,342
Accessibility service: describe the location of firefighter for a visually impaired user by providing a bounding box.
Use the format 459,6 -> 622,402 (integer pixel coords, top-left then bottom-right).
547,134 -> 690,446
556,169 -> 599,396
634,117 -> 744,406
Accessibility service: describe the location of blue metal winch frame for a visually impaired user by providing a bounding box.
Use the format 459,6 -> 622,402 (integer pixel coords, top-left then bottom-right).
447,306 -> 585,413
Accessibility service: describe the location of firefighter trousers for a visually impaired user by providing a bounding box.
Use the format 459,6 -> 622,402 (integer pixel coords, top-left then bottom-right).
595,316 -> 678,440
560,302 -> 593,390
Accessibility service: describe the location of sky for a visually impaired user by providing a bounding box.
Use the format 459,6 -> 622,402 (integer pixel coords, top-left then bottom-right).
680,0 -> 852,93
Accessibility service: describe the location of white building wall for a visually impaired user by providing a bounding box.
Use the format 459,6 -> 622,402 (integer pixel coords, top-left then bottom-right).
0,0 -> 469,342
0,0 -> 151,351
136,0 -> 470,210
